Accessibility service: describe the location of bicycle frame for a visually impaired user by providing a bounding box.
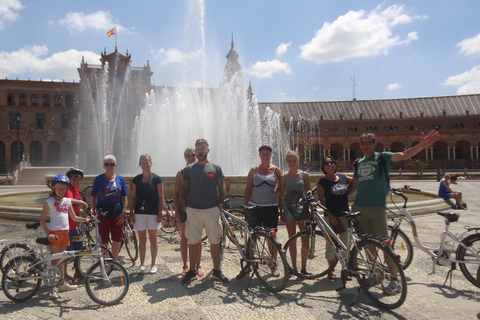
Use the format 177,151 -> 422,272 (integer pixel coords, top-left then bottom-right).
393,205 -> 480,273
220,209 -> 250,261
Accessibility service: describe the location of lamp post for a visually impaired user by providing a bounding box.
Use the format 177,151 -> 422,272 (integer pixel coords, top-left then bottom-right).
16,113 -> 21,165
30,123 -> 34,164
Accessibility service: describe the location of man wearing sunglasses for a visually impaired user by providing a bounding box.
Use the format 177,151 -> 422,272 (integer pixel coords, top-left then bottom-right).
351,130 -> 439,294
180,139 -> 229,285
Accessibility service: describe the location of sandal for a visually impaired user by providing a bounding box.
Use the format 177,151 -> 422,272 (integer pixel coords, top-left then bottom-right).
181,265 -> 189,277
196,266 -> 205,277
327,271 -> 336,280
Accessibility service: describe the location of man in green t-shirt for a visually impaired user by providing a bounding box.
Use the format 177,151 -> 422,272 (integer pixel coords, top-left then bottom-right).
352,130 -> 439,294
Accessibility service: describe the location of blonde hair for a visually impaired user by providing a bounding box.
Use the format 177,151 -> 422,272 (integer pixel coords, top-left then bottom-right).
138,154 -> 153,165
104,155 -> 116,164
285,150 -> 300,162
184,147 -> 195,158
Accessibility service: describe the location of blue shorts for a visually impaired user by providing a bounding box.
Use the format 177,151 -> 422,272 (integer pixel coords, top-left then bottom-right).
67,229 -> 83,250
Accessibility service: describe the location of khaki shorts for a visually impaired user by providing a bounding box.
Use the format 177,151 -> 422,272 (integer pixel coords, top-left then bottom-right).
134,214 -> 161,231
185,206 -> 222,244
351,205 -> 388,236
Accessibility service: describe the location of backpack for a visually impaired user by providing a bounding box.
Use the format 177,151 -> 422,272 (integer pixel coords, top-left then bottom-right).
284,190 -> 310,220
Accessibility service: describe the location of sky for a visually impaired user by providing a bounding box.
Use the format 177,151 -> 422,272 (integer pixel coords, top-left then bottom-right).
0,0 -> 479,103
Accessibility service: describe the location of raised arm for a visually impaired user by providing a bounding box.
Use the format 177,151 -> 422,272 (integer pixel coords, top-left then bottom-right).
391,130 -> 440,162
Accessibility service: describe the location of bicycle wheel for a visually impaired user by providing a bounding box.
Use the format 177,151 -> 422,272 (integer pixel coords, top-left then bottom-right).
74,245 -> 113,278
350,238 -> 407,309
225,209 -> 246,248
85,260 -> 130,306
388,226 -> 414,270
247,230 -> 289,293
456,233 -> 480,288
124,221 -> 139,262
2,255 -> 42,302
283,229 -> 336,279
160,210 -> 177,233
1,242 -> 33,274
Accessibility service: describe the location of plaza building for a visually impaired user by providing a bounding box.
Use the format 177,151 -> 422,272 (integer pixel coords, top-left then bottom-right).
0,44 -> 479,174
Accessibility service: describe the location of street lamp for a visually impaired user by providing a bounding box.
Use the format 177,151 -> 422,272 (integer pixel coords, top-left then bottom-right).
16,113 -> 21,165
30,123 -> 34,164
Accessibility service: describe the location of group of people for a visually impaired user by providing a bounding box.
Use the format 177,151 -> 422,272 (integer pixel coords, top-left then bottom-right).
40,130 -> 441,296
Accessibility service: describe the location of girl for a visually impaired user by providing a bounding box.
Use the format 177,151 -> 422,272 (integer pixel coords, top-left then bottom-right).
438,175 -> 466,209
40,174 -> 90,295
280,150 -> 311,274
130,154 -> 164,274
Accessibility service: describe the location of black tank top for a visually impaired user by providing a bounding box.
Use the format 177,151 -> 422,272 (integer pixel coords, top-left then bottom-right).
318,174 -> 349,217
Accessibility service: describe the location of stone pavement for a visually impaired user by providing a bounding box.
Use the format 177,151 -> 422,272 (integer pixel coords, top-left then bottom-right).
0,180 -> 479,319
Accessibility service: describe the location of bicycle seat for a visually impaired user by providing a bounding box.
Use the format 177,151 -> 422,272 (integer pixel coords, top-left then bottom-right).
26,222 -> 41,229
437,211 -> 460,222
36,237 -> 51,246
165,199 -> 174,204
241,205 -> 256,211
339,211 -> 362,218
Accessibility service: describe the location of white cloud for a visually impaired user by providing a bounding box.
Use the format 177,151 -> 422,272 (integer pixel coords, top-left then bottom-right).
276,42 -> 292,57
0,45 -> 100,80
300,4 -> 421,63
443,65 -> 480,94
457,33 -> 480,56
388,83 -> 401,90
58,11 -> 124,34
0,0 -> 24,30
152,48 -> 202,66
246,59 -> 292,78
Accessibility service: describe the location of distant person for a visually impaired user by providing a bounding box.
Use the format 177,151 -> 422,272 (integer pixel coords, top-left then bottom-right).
180,139 -> 228,284
65,167 -> 89,281
280,151 -> 311,275
317,157 -> 353,280
40,174 -> 90,298
438,174 -> 466,209
130,154 -> 164,274
352,130 -> 440,295
174,147 -> 203,277
91,155 -> 128,262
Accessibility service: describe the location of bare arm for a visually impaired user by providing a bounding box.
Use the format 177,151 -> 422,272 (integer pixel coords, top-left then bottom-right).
40,202 -> 51,239
244,167 -> 255,205
70,199 -> 88,210
180,179 -> 190,212
129,181 -> 136,223
217,177 -> 226,206
350,177 -> 358,195
157,182 -> 164,223
275,167 -> 284,211
174,170 -> 182,222
68,203 -> 89,223
391,130 -> 440,162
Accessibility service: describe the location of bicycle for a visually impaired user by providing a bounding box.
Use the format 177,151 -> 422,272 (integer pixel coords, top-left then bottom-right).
219,206 -> 289,293
388,185 -> 480,287
222,194 -> 247,247
159,199 -> 208,241
284,187 -> 407,309
1,222 -> 42,275
2,214 -> 130,306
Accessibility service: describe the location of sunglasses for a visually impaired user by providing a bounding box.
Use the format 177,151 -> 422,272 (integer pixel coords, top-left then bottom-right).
324,161 -> 336,165
186,154 -> 196,158
104,163 -> 116,167
361,141 -> 375,145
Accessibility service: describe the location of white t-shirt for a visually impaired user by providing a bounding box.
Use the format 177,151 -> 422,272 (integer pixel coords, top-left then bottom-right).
46,197 -> 71,231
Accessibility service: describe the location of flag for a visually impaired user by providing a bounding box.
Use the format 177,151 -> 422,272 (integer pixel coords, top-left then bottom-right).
107,27 -> 115,37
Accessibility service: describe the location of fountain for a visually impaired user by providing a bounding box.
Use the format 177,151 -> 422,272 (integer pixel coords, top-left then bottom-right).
76,1 -> 290,176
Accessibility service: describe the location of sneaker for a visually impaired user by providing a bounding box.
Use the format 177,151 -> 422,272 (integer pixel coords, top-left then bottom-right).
49,292 -> 59,300
384,278 -> 402,295
212,269 -> 230,283
138,265 -> 146,273
181,270 -> 197,284
58,283 -> 78,292
149,265 -> 157,274
301,269 -> 313,276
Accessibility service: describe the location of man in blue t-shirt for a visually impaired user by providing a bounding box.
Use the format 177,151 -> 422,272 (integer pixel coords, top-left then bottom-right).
180,139 -> 228,285
351,130 -> 439,294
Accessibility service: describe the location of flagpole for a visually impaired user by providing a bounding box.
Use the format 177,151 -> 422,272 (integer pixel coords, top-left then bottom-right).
115,25 -> 117,50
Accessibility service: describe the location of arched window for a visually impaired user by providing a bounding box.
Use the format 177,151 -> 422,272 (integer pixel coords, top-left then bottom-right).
19,93 -> 27,106
7,93 -> 15,106
54,94 -> 63,107
43,94 -> 51,107
31,94 -> 39,106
